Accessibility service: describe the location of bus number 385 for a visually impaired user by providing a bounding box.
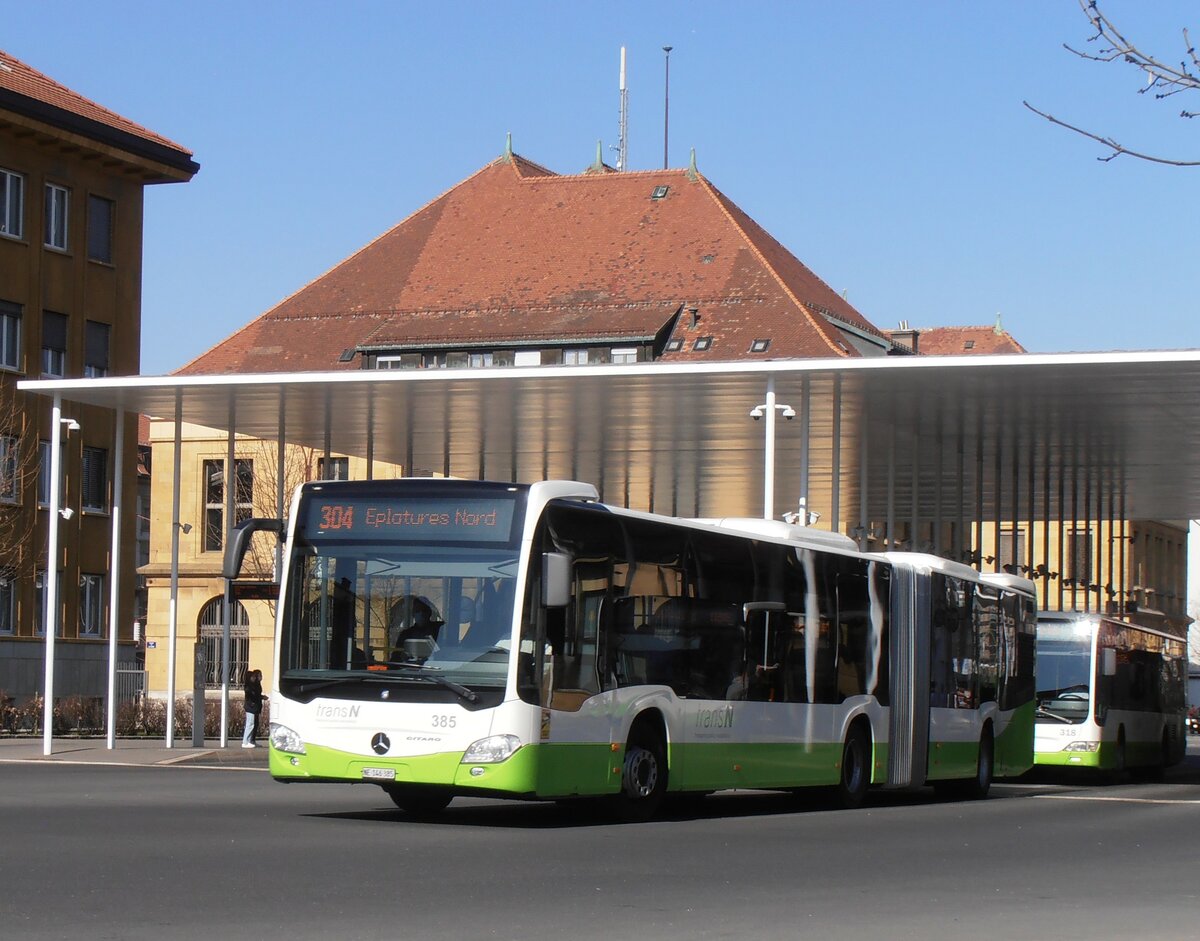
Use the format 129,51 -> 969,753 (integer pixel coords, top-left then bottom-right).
432,715 -> 456,729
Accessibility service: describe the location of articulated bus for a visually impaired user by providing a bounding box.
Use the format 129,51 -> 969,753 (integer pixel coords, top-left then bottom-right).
244,479 -> 1037,819
1034,611 -> 1188,774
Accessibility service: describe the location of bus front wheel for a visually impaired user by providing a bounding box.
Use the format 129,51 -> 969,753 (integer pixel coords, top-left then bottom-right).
614,724 -> 667,822
384,785 -> 453,817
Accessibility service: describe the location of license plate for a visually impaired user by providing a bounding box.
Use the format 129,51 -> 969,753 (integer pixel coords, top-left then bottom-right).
361,767 -> 396,781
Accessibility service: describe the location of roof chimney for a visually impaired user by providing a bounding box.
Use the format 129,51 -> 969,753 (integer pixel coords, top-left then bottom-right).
890,322 -> 919,354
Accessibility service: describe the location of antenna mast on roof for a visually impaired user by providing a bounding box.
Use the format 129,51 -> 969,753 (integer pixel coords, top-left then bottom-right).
662,45 -> 673,169
617,47 -> 629,171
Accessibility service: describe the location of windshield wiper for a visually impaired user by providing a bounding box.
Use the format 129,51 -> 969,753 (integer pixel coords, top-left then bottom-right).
1035,705 -> 1072,724
379,663 -> 480,703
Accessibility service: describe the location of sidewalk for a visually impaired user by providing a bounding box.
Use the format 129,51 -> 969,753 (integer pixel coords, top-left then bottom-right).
0,736 -> 269,769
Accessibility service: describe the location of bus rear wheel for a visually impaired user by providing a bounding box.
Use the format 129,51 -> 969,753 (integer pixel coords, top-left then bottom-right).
935,726 -> 993,801
835,725 -> 870,810
613,724 -> 667,822
384,785 -> 453,817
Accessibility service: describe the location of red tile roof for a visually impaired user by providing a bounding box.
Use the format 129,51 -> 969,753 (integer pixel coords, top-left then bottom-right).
892,325 -> 1026,356
180,154 -> 885,374
0,48 -> 196,176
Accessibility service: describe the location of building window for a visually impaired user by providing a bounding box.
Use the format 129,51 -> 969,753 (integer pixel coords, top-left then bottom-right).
963,340 -> 975,350
693,336 -> 713,352
513,350 -> 540,366
37,440 -> 67,507
0,168 -> 23,239
318,456 -> 349,481
563,349 -> 589,365
750,338 -> 771,353
42,310 -> 67,377
376,355 -> 403,370
468,352 -> 494,368
44,183 -> 69,251
0,575 -> 14,634
79,573 -> 105,637
0,435 -> 19,504
0,300 -> 21,371
1068,529 -> 1093,584
203,458 -> 254,552
82,446 -> 108,512
34,572 -> 49,636
87,195 -> 114,263
84,321 -> 110,377
611,347 -> 638,365
999,528 -> 1025,574
665,339 -> 682,353
198,597 -> 250,689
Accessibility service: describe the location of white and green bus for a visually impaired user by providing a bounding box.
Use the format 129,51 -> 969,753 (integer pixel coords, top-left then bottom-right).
1034,611 -> 1188,774
249,478 -> 1037,818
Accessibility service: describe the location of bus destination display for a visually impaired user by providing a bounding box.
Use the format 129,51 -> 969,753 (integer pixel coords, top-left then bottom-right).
305,496 -> 517,543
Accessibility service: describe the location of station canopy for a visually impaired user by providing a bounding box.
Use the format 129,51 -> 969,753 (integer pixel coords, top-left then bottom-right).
20,350 -> 1200,525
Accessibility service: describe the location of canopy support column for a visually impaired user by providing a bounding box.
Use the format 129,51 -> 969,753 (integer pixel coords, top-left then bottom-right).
42,393 -> 65,756
105,411 -> 125,749
220,407 -> 236,747
167,392 -> 182,748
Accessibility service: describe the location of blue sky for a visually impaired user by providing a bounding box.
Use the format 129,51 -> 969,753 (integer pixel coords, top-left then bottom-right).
7,1 -> 1197,374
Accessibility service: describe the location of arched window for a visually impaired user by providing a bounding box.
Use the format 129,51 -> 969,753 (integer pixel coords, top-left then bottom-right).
197,597 -> 250,689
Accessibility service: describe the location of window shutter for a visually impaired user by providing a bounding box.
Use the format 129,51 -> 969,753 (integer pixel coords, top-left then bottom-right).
85,321 -> 110,373
43,311 -> 67,351
87,195 -> 113,263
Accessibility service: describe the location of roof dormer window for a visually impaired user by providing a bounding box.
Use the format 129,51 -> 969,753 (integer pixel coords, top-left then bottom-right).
651,185 -> 669,200
693,336 -> 712,352
750,338 -> 770,353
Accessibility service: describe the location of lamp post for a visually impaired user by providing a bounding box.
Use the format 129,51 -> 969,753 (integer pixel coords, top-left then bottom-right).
749,376 -> 795,520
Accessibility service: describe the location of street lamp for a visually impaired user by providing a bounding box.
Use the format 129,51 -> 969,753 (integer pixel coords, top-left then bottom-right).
749,376 -> 794,520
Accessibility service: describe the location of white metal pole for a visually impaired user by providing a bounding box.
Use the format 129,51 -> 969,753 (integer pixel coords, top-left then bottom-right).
166,394 -> 182,748
105,412 -> 125,749
42,394 -> 64,756
220,415 -> 235,747
276,396 -> 285,578
763,375 -> 776,520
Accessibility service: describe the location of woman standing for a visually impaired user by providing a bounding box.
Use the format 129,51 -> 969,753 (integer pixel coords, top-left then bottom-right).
242,669 -> 266,748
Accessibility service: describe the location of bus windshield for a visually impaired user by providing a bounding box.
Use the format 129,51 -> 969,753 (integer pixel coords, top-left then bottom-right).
278,482 -> 527,700
1034,621 -> 1093,724
279,543 -> 520,695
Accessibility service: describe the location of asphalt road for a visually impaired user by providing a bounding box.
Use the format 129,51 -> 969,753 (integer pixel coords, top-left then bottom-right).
2,745 -> 1198,941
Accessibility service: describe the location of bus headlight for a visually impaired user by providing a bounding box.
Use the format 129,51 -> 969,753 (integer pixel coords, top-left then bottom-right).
461,734 -> 522,764
1063,741 -> 1100,752
270,723 -> 307,755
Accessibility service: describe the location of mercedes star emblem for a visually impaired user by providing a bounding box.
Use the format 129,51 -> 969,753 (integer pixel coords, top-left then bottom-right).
371,733 -> 391,755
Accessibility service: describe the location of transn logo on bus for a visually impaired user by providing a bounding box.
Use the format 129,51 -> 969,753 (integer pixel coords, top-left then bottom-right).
695,706 -> 734,730
315,704 -> 361,721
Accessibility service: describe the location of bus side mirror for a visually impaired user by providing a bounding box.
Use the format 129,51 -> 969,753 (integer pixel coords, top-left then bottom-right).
223,517 -> 285,580
542,552 -> 572,608
1101,648 -> 1117,677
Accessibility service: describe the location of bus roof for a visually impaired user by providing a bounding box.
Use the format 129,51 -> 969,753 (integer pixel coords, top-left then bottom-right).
1036,610 -> 1188,642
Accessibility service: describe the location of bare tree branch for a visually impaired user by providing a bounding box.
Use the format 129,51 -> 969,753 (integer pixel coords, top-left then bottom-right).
1023,100 -> 1200,166
1065,0 -> 1198,109
1027,1 -> 1199,165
